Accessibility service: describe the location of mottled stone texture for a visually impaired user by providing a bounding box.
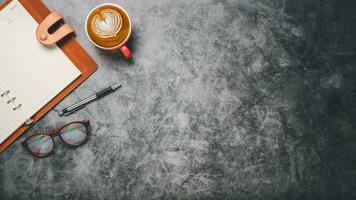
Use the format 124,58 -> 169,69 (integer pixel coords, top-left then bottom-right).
0,0 -> 356,199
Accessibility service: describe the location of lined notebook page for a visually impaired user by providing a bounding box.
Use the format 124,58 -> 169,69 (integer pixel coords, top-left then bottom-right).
0,0 -> 81,143
0,84 -> 25,143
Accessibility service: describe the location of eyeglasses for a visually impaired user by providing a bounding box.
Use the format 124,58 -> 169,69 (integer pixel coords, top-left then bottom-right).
22,120 -> 91,158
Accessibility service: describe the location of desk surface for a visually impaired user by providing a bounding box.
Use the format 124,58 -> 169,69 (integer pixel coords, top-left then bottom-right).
1,0 -> 356,199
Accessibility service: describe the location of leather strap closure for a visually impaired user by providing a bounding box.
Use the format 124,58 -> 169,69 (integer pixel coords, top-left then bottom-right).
36,11 -> 75,45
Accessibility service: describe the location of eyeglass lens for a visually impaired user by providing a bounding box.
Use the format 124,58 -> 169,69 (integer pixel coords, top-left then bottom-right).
59,123 -> 87,146
26,134 -> 54,157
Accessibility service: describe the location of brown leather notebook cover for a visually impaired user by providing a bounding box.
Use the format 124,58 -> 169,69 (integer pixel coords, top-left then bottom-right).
0,0 -> 97,152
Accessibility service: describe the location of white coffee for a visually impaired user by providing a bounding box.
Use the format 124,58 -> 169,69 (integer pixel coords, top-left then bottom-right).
90,8 -> 122,39
86,5 -> 131,48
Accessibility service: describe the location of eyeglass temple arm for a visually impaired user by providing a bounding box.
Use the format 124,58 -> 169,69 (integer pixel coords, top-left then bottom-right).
35,120 -> 90,136
39,128 -> 61,136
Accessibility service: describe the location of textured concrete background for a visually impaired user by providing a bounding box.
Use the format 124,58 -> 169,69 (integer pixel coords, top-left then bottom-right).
1,0 -> 356,199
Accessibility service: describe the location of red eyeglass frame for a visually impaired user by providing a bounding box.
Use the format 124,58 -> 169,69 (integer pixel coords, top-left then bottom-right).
22,120 -> 91,159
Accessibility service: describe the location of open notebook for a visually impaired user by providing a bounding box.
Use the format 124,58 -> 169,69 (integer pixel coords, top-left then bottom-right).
0,0 -> 81,143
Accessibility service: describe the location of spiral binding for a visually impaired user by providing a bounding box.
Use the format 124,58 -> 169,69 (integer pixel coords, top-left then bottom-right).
0,90 -> 22,111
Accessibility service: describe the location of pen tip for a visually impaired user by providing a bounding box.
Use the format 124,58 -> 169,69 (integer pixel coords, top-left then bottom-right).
112,84 -> 122,90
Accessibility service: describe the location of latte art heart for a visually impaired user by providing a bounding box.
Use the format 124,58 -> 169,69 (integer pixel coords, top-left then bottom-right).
90,9 -> 123,39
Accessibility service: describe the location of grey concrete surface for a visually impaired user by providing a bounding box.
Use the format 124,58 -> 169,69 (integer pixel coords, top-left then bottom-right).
1,0 -> 356,199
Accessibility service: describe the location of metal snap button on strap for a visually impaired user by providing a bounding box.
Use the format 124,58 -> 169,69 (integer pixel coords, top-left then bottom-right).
40,33 -> 48,41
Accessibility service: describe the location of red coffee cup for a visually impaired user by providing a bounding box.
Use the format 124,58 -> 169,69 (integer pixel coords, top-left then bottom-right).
85,3 -> 132,58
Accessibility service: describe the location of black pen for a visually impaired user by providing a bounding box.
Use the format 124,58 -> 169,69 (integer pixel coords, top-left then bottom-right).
58,84 -> 121,116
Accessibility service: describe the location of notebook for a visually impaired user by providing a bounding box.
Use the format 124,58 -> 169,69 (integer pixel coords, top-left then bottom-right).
0,0 -> 81,144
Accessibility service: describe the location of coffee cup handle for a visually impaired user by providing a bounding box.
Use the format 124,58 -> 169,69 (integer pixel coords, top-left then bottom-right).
119,45 -> 132,59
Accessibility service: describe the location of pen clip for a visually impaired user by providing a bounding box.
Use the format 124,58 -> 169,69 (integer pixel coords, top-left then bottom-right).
63,105 -> 85,116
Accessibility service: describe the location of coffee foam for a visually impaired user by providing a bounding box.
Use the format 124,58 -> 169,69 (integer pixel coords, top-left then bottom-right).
90,9 -> 122,39
86,5 -> 131,48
